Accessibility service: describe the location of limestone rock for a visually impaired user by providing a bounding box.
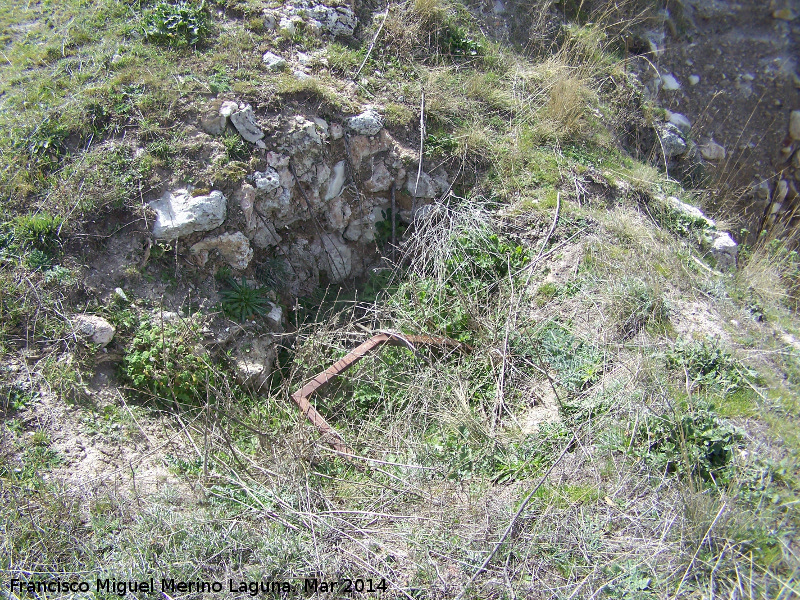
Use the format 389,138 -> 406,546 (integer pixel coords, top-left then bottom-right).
345,108 -> 384,136
667,111 -> 692,135
251,223 -> 282,248
657,123 -> 687,158
219,100 -> 238,118
325,160 -> 346,200
253,168 -> 281,194
326,196 -> 352,231
200,99 -> 227,135
262,51 -> 287,71
320,233 -> 352,282
266,302 -> 283,332
238,183 -> 256,230
406,171 -> 437,198
74,315 -> 115,347
347,130 -> 392,169
364,160 -> 393,193
700,140 -> 726,161
789,110 -> 800,141
229,104 -> 266,148
710,232 -> 738,270
661,73 -> 681,91
150,189 -> 226,240
666,196 -> 715,228
688,74 -> 700,86
233,336 -> 276,388
190,232 -> 253,270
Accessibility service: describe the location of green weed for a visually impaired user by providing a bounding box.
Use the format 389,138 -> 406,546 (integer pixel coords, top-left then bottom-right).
626,402 -> 743,484
220,277 -> 270,322
142,0 -> 212,47
121,318 -> 217,407
667,338 -> 756,392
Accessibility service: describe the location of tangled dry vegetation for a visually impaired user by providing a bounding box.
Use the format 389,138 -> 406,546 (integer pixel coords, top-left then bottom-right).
2,0 -> 800,598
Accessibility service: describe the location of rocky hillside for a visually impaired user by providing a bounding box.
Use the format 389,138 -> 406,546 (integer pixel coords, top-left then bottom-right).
1,0 -> 800,598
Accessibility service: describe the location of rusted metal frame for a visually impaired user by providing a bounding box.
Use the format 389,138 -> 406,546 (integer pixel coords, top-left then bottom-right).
290,333 -> 468,456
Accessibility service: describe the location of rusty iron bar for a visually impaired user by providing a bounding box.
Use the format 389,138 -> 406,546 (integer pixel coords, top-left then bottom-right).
291,333 -> 469,456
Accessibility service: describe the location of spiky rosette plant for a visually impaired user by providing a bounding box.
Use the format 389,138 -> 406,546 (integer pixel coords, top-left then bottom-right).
220,276 -> 270,322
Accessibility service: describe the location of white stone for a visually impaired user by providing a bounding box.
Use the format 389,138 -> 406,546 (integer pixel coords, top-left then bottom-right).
688,74 -> 700,86
666,196 -> 715,228
345,108 -> 384,136
190,232 -> 253,270
278,16 -> 296,36
320,233 -> 352,282
229,104 -> 265,146
657,123 -> 687,158
700,140 -> 727,161
325,160 -> 347,200
667,111 -> 692,135
114,287 -> 128,302
710,232 -> 738,270
406,171 -> 437,198
266,302 -> 283,332
253,168 -> 281,193
293,70 -> 311,81
74,315 -> 115,347
219,100 -> 238,118
233,337 -> 275,388
150,189 -> 226,240
239,183 -> 256,230
789,110 -> 800,141
364,160 -> 393,193
262,51 -> 287,71
661,73 -> 681,91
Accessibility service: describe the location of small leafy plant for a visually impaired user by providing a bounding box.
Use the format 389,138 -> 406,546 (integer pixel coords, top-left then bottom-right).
626,403 -> 743,484
220,277 -> 270,322
143,1 -> 212,47
667,338 -> 756,392
121,318 -> 217,407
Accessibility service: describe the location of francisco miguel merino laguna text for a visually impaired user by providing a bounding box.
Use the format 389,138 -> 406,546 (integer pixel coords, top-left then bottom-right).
10,577 -> 388,596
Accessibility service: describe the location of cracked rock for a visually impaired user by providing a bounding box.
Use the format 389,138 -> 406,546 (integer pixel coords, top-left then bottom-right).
345,108 -> 384,136
710,232 -> 738,270
230,104 -> 266,148
150,189 -> 226,240
190,232 -> 253,270
74,315 -> 115,347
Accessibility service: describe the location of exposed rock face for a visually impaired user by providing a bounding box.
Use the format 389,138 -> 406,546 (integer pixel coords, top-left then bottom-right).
324,160 -> 346,200
190,232 -> 253,270
266,2 -> 357,38
345,109 -> 384,136
666,196 -> 715,228
320,233 -> 352,282
700,140 -> 726,161
790,110 -> 800,141
233,336 -> 275,388
657,123 -> 688,158
229,104 -> 266,148
710,232 -> 738,270
262,51 -> 287,71
150,189 -> 226,240
74,315 -> 115,347
667,111 -> 692,135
